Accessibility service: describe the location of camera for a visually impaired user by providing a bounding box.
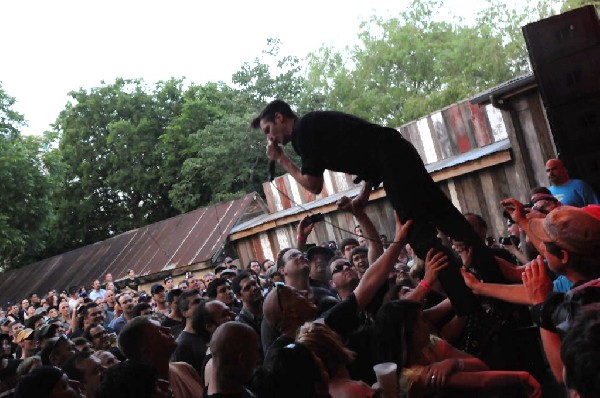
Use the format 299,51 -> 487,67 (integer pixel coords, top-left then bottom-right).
498,236 -> 516,246
308,213 -> 325,223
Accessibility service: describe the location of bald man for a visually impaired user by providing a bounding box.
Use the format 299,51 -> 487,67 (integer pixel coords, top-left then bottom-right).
546,158 -> 599,207
205,322 -> 258,397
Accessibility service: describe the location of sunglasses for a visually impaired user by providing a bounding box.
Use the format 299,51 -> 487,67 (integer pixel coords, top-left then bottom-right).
331,261 -> 353,275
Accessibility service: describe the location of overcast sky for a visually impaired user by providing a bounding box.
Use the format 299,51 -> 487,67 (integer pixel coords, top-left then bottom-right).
2,0 -> 491,136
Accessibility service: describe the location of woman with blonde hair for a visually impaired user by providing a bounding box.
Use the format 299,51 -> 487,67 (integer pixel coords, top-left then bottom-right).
297,321 -> 375,398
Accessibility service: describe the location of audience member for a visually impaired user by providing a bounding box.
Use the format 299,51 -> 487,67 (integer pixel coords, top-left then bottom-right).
545,158 -> 599,207
40,335 -> 77,367
205,322 -> 258,397
171,289 -> 204,375
62,351 -> 104,398
561,303 -> 600,398
118,315 -> 201,398
108,293 -> 134,334
14,365 -> 79,398
306,246 -> 335,291
232,271 -> 263,338
161,288 -> 184,338
297,321 -> 375,398
96,360 -> 167,398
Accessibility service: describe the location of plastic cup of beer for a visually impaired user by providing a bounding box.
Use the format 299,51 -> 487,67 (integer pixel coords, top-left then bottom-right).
373,362 -> 398,398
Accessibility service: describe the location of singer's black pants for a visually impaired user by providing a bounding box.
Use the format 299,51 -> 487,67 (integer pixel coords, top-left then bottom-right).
377,134 -> 504,315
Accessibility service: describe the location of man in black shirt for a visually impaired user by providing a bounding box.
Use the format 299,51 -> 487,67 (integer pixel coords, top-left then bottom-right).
252,100 -> 503,315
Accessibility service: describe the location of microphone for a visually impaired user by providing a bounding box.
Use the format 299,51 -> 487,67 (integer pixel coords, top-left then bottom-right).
269,160 -> 275,182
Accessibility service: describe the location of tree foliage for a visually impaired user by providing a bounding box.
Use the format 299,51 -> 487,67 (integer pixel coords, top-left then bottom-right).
51,78 -> 183,251
303,0 -> 536,126
0,84 -> 51,269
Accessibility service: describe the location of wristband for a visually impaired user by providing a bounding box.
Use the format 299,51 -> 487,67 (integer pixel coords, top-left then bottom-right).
418,280 -> 432,291
297,235 -> 306,242
457,358 -> 465,371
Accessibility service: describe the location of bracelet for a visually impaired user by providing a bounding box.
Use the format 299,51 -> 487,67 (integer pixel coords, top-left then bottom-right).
418,280 -> 432,291
297,235 -> 306,242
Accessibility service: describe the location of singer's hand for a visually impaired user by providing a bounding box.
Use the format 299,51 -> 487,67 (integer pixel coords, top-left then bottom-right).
266,138 -> 283,162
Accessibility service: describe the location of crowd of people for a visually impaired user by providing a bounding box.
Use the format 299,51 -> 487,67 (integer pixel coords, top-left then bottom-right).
1,161 -> 599,397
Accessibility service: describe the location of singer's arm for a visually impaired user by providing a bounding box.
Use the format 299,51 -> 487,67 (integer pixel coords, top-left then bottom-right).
267,140 -> 323,194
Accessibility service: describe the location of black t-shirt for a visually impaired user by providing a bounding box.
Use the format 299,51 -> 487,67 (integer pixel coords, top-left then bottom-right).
124,277 -> 140,291
161,317 -> 185,339
171,331 -> 207,377
323,293 -> 376,385
263,335 -> 295,369
291,111 -> 400,183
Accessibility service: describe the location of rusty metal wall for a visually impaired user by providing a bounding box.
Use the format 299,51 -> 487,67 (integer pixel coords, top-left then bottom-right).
0,193 -> 262,304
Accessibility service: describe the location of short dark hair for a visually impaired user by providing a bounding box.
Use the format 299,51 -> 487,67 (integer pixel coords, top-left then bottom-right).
340,238 -> 359,253
83,323 -> 101,342
350,246 -> 368,258
24,314 -> 44,329
177,289 -> 200,316
82,302 -> 99,318
276,248 -> 294,272
246,259 -> 259,270
231,271 -> 252,296
250,100 -> 297,129
166,288 -> 183,304
544,242 -> 600,280
132,303 -> 152,318
206,278 -> 229,299
214,264 -> 226,274
190,300 -> 214,342
62,350 -> 93,382
96,359 -> 158,398
269,271 -> 283,282
530,186 -> 552,196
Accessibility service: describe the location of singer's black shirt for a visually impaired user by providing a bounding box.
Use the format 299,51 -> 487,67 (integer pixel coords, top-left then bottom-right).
290,111 -> 403,185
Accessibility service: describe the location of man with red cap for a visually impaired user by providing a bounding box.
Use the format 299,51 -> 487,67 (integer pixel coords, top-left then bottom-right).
508,203 -> 600,383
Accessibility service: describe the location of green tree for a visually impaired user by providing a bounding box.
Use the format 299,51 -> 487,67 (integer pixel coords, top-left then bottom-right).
560,0 -> 600,11
304,0 -> 530,126
167,83 -> 269,211
0,83 -> 52,270
52,78 -> 183,251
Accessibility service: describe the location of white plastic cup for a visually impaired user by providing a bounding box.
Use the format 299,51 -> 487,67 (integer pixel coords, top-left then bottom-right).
373,362 -> 398,398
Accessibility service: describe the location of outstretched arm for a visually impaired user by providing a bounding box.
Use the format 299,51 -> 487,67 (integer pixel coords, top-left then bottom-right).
337,184 -> 383,263
296,216 -> 314,251
522,256 -> 562,382
354,212 -> 412,310
406,248 -> 448,303
460,267 -> 532,305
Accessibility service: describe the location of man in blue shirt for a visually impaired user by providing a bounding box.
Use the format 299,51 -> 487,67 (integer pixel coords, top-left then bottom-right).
546,158 -> 599,207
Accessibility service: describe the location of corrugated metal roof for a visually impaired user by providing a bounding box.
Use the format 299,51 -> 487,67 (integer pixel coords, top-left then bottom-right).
231,139 -> 511,233
470,73 -> 536,105
0,193 -> 260,304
